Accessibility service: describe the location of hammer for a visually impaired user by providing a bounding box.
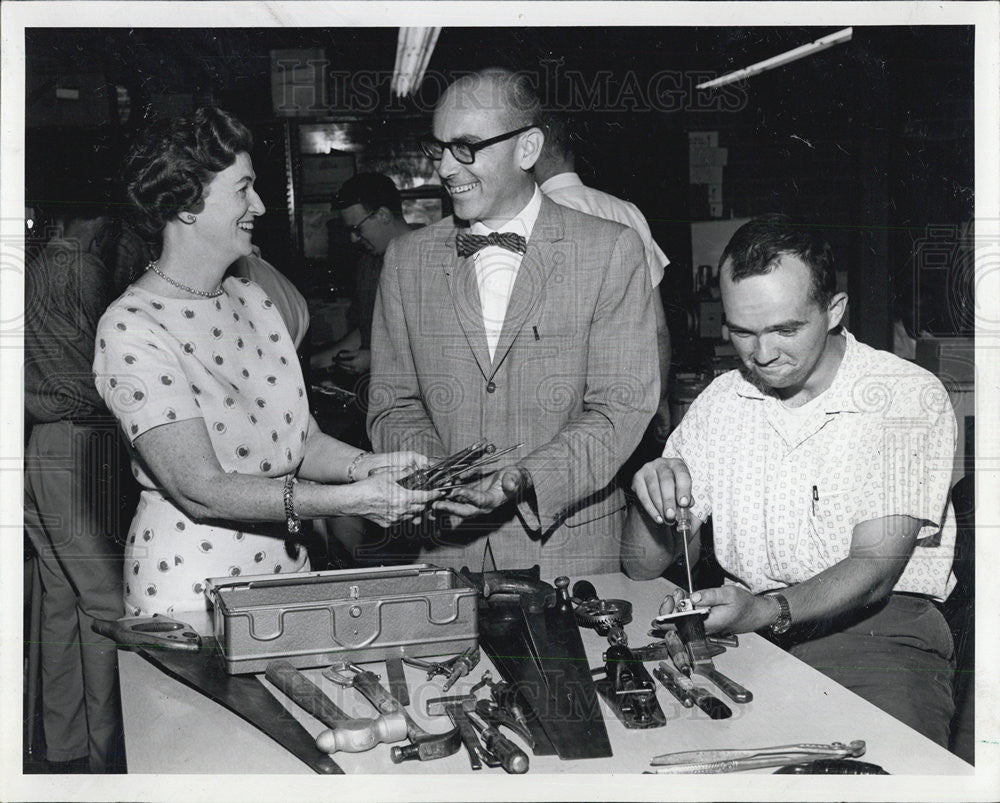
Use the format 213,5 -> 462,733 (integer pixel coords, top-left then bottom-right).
426,694 -> 487,770
320,663 -> 463,764
264,661 -> 407,754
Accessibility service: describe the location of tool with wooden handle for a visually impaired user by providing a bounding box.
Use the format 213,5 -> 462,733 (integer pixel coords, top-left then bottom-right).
324,662 -> 429,744
426,694 -> 486,770
670,666 -> 732,719
265,661 -> 407,754
651,663 -> 694,708
466,709 -> 530,774
674,614 -> 753,703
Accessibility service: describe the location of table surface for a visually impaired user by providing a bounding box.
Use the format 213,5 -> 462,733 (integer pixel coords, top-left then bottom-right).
118,572 -> 973,776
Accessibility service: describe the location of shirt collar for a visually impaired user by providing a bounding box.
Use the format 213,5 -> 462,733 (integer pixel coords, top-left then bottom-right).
733,330 -> 861,413
471,185 -> 543,241
539,171 -> 583,194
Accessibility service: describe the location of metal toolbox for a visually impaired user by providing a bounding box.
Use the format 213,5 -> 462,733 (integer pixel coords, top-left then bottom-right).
204,564 -> 479,674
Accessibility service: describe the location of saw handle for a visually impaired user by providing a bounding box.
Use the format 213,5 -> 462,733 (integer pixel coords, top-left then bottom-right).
91,615 -> 201,652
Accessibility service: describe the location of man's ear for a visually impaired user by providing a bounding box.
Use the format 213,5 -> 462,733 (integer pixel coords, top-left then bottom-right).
826,291 -> 849,330
516,127 -> 545,171
375,206 -> 392,224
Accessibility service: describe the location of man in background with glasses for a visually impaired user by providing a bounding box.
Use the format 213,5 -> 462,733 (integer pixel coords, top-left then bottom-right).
313,173 -> 416,377
368,68 -> 658,577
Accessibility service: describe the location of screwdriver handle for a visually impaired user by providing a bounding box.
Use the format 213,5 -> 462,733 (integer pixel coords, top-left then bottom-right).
468,710 -> 529,774
653,664 -> 695,708
662,628 -> 693,676
699,667 -> 753,704
484,729 -> 530,774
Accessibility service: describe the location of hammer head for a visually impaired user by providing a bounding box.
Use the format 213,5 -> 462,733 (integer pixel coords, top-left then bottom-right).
425,694 -> 477,717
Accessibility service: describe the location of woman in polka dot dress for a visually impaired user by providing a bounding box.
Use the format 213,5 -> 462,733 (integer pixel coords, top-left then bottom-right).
94,108 -> 439,617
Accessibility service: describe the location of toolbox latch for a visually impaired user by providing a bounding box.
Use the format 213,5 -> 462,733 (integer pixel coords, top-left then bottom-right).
332,602 -> 381,648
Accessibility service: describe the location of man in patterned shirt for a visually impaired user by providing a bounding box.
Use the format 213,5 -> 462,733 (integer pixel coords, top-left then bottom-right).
622,214 -> 958,746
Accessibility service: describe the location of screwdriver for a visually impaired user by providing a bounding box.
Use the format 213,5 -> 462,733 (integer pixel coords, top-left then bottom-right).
675,506 -> 695,595
467,709 -> 529,774
661,625 -> 693,677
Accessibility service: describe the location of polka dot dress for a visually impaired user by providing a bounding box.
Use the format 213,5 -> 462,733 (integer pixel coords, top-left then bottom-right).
94,277 -> 310,616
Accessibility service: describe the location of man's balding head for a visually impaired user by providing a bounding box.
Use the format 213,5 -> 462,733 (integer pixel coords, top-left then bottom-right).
439,69 -> 541,130
432,69 -> 544,226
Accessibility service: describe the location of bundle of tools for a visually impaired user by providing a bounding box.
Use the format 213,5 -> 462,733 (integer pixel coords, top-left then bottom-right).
398,439 -> 522,491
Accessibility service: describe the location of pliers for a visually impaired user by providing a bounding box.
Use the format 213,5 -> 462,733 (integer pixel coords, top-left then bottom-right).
648,740 -> 867,773
402,645 -> 480,691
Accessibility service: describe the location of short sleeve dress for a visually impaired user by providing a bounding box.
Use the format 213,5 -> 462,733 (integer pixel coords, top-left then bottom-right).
94,277 -> 311,616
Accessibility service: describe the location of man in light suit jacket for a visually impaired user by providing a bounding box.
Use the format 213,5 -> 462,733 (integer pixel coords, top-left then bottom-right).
368,68 -> 658,577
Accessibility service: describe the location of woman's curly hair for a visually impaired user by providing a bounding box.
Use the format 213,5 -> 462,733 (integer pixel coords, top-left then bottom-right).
122,107 -> 253,244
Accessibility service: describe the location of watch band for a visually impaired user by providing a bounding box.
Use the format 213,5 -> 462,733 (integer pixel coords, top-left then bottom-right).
769,592 -> 792,635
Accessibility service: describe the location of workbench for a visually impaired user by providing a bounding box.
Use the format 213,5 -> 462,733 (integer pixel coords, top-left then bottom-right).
118,572 -> 972,780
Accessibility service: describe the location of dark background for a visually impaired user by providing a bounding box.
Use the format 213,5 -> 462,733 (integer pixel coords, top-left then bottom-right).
24,25 -> 975,360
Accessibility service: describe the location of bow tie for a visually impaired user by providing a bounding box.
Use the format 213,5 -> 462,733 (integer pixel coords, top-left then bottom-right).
456,230 -> 527,258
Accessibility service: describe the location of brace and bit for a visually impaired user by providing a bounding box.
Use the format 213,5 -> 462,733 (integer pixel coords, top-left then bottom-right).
402,645 -> 481,691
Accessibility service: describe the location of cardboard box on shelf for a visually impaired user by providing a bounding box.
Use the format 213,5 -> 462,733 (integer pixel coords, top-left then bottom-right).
687,130 -> 719,148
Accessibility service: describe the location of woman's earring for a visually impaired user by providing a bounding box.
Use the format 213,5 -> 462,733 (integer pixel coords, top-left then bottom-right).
181,213 -> 196,224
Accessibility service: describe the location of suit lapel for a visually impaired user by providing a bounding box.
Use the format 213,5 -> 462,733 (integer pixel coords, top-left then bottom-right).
441,224 -> 492,380
490,197 -> 565,375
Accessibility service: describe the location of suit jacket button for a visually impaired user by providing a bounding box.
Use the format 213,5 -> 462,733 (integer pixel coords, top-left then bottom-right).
486,381 -> 496,393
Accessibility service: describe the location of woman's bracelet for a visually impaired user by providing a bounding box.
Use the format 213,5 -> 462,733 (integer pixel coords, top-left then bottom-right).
347,450 -> 372,483
283,474 -> 300,534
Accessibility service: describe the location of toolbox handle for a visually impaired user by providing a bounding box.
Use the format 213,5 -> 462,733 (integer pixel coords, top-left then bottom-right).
226,567 -> 430,591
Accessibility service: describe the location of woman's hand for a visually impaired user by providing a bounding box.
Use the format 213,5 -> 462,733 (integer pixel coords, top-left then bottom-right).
357,450 -> 430,479
346,470 -> 441,528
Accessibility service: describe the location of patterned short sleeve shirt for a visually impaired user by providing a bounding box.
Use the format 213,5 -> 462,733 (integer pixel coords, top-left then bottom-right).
663,330 -> 957,601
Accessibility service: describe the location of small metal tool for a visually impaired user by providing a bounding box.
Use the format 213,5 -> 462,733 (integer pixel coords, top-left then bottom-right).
651,662 -> 694,708
473,699 -> 534,749
676,506 -> 696,595
470,671 -> 534,749
384,657 -> 410,707
675,614 -> 753,704
426,694 -> 486,770
670,666 -> 732,719
591,645 -> 667,729
402,645 -> 480,691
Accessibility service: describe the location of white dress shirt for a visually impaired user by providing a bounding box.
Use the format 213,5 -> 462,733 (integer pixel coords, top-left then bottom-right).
540,171 -> 669,288
470,186 -> 543,360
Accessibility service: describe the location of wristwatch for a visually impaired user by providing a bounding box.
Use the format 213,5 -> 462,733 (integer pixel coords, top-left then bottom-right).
768,592 -> 792,635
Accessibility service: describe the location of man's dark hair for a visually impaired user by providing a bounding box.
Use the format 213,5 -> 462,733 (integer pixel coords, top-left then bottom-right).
537,111 -> 574,160
720,214 -> 837,307
334,172 -> 402,217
